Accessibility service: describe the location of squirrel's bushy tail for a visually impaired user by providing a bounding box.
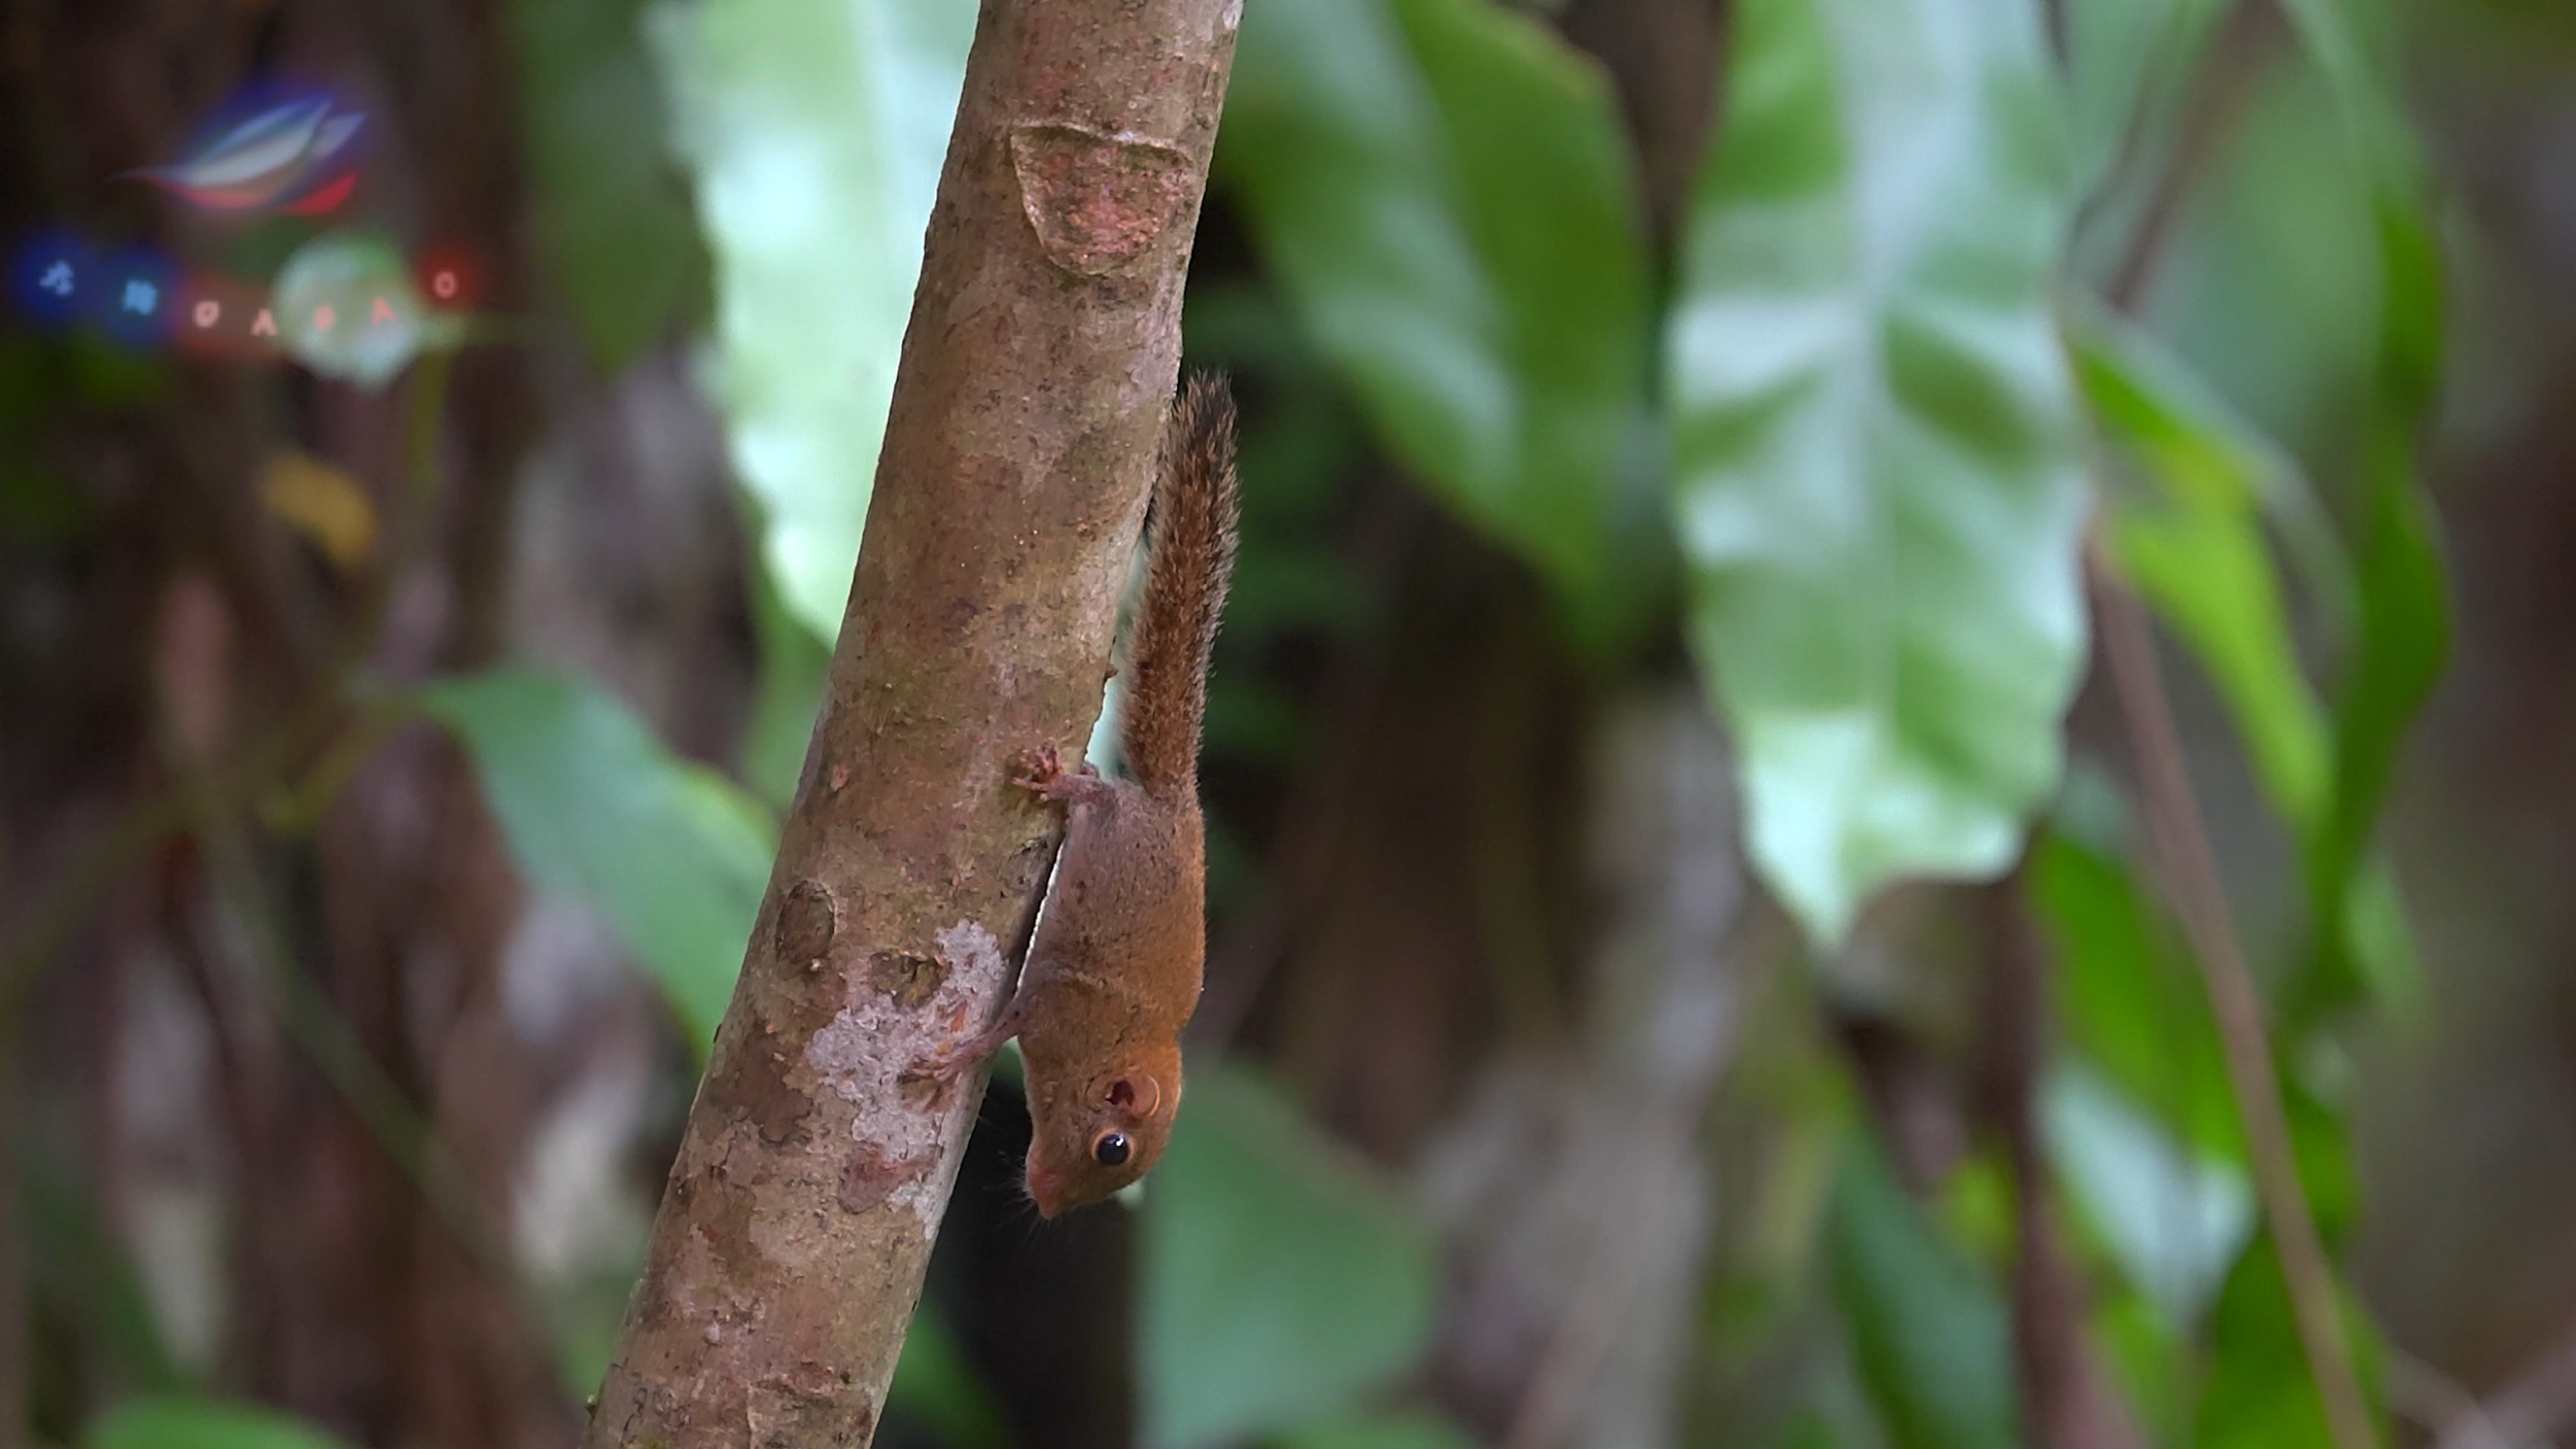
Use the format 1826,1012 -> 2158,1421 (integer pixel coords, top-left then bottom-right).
1121,374 -> 1240,800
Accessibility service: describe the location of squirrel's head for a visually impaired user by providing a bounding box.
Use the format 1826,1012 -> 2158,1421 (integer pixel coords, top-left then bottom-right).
1022,1041 -> 1182,1217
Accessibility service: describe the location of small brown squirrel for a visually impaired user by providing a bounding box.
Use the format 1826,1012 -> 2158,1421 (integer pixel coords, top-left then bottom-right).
915,375 -> 1240,1216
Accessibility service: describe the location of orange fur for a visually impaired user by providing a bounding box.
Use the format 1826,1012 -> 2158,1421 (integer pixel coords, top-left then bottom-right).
914,377 -> 1239,1215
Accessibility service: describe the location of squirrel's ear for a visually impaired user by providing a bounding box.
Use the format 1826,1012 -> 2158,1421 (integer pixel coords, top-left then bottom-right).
1106,1074 -> 1163,1121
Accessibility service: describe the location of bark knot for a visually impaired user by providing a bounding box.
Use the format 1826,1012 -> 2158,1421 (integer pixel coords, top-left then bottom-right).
865,949 -> 947,1008
1009,122 -> 1194,276
774,879 -> 838,970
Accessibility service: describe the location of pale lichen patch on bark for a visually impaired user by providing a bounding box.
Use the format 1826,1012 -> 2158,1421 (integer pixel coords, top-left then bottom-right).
805,921 -> 1008,1231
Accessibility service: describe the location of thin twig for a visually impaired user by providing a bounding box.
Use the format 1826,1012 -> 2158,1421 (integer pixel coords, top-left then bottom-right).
2381,1350 -> 2513,1449
2101,0 -> 2282,312
2424,1315 -> 2576,1449
2092,553 -> 2378,1449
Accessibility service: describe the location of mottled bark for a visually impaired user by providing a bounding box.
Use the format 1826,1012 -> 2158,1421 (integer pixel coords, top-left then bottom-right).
579,3 -> 1240,1445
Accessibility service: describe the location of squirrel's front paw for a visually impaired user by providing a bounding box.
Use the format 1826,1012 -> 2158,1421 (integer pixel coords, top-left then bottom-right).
1010,744 -> 1105,804
904,1029 -> 1003,1087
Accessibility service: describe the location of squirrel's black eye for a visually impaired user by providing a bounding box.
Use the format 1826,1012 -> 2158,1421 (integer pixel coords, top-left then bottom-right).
1093,1132 -> 1132,1167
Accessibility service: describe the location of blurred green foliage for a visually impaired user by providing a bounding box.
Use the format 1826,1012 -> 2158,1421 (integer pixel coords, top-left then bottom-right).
512,0 -> 707,373
423,666 -> 775,1048
1220,0 -> 1655,640
1826,1137 -> 2019,1449
1666,0 -> 2090,948
651,0 -> 976,644
82,1400 -> 358,1449
1144,1068 -> 1441,1449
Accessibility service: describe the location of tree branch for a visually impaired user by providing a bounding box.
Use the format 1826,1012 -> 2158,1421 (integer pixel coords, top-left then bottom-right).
2091,555 -> 2378,1449
578,3 -> 1241,1445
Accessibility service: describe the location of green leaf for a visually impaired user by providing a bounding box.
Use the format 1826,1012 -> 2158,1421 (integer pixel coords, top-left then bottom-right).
1219,0 -> 1653,626
424,666 -> 776,1046
651,0 -> 976,642
1276,1414 -> 1480,1449
2042,1063 -> 2254,1329
2193,1238 -> 2384,1449
2271,0 -> 2451,1024
511,0 -> 705,372
272,232 -> 458,392
2030,817 -> 2243,1165
2092,1282 -> 2194,1447
1665,0 -> 2091,944
2073,302 -> 2338,824
2295,406 -> 2446,1026
2071,298 -> 2435,1020
1826,1132 -> 2019,1449
85,1399 -> 355,1449
1143,1066 -> 1440,1449
2115,497 -> 2326,812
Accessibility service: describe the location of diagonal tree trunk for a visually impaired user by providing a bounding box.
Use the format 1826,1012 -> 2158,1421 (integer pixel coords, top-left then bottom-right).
581,3 -> 1241,1445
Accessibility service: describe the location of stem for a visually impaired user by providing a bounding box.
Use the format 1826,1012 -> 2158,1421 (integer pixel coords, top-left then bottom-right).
1980,872 -> 2149,1449
2101,0 -> 2281,312
2092,555 -> 2378,1449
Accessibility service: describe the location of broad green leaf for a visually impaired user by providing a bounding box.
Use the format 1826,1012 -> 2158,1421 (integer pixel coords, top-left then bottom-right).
511,0 -> 705,372
2193,1238 -> 2384,1449
1219,0 -> 1653,627
2043,1063 -> 2254,1329
2073,302 -> 2336,823
1665,0 -> 2090,943
1143,1066 -> 1439,1449
1826,1133 -> 2019,1449
2092,1284 -> 2193,1448
2030,820 -> 2244,1165
2071,300 -> 2433,1019
2116,492 -> 2326,817
86,1399 -> 355,1449
424,666 -> 776,1045
651,0 -> 976,641
1277,1414 -> 1480,1449
272,232 -> 458,391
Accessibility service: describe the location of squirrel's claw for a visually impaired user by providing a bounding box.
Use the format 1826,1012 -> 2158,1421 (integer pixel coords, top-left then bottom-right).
906,1027 -> 1008,1086
1011,744 -> 1107,805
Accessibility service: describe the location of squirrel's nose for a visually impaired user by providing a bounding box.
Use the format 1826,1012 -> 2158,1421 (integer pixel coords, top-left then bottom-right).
1026,1161 -> 1065,1217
